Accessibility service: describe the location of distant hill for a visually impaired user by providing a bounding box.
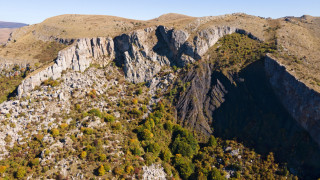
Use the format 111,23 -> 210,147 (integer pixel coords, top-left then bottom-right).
0,21 -> 27,44
0,21 -> 28,28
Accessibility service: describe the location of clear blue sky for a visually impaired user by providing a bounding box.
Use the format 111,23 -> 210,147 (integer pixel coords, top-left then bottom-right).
1,0 -> 319,24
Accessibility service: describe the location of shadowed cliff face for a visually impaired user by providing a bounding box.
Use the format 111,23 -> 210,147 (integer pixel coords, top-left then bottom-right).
175,59 -> 320,179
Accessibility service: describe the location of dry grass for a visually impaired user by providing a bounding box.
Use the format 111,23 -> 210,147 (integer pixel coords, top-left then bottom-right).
0,28 -> 15,44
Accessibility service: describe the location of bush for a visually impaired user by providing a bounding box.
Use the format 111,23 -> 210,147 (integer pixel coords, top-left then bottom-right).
60,123 -> 68,130
81,127 -> 94,135
160,148 -> 172,163
112,122 -> 122,130
98,165 -> 105,176
30,158 -> 40,167
208,135 -> 217,147
125,165 -> 134,174
146,142 -> 161,156
99,154 -> 106,162
80,151 -> 87,159
132,98 -> 138,105
140,129 -> 153,140
51,128 -> 59,137
15,167 -> 26,179
42,78 -> 60,87
88,108 -> 102,118
208,168 -> 226,180
113,167 -> 124,176
88,89 -> 97,98
104,114 -> 115,122
137,88 -> 143,95
144,152 -> 156,165
0,165 -> 6,173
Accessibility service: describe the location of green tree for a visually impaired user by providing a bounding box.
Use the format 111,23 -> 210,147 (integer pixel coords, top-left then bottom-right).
15,167 -> 26,179
208,135 -> 217,147
173,155 -> 194,179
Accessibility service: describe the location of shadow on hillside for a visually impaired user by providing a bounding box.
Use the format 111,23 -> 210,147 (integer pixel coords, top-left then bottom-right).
211,59 -> 320,179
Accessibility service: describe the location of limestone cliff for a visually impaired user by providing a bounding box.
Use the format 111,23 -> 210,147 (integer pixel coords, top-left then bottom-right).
17,37 -> 114,96
17,25 -> 244,96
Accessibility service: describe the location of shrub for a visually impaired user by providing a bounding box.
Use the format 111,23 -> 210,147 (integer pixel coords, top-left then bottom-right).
136,88 -> 143,95
208,135 -> 217,147
30,158 -> 40,167
142,105 -> 147,112
125,165 -> 134,174
113,167 -> 124,176
0,165 -> 6,173
60,123 -> 68,130
140,129 -> 153,140
81,127 -> 94,135
161,148 -> 172,163
208,168 -> 225,180
146,142 -> 161,156
104,164 -> 111,172
112,122 -> 122,130
15,167 -> 26,179
98,165 -> 105,176
144,152 -> 156,165
42,78 -> 60,87
88,89 -> 97,98
88,108 -> 102,118
132,98 -> 138,105
51,128 -> 59,137
75,104 -> 81,111
164,121 -> 173,131
104,114 -> 115,122
5,113 -> 10,118
34,134 -> 44,142
80,151 -> 87,159
99,154 -> 106,162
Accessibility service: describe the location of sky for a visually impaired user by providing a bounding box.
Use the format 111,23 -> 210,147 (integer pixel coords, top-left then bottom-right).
0,0 -> 319,24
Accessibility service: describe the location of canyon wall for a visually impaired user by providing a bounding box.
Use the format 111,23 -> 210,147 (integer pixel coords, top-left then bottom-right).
264,55 -> 320,146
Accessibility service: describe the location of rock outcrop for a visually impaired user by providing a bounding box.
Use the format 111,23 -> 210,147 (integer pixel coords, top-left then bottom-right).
17,25 -> 258,97
17,37 -> 114,97
265,55 -> 320,146
175,62 -> 230,135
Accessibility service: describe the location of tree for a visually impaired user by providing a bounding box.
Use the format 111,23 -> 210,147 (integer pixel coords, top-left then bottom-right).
160,148 -> 172,163
208,168 -> 226,180
15,167 -> 26,179
208,135 -> 217,147
98,165 -> 105,176
173,155 -> 194,179
141,129 -> 153,140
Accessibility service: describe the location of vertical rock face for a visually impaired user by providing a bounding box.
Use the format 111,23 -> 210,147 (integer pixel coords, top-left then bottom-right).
175,63 -> 230,135
17,37 -> 114,97
16,25 -> 257,97
265,55 -> 320,146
